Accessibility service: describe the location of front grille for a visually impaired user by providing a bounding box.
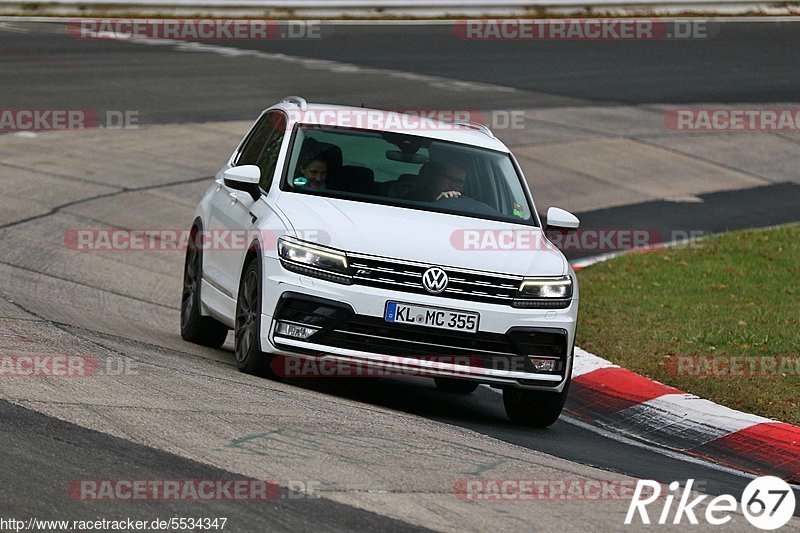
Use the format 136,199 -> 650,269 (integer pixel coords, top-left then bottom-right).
349,252 -> 522,305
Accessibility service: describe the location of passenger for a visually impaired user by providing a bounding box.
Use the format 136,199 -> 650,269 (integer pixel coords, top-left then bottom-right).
298,156 -> 328,190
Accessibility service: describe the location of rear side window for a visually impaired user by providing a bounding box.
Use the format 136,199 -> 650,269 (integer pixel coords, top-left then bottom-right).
236,111 -> 287,191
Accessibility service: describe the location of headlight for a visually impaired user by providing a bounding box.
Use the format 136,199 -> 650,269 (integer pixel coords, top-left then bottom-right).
512,276 -> 572,309
277,237 -> 352,285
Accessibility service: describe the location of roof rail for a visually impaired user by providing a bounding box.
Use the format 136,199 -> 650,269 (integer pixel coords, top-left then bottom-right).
451,120 -> 495,139
281,96 -> 307,111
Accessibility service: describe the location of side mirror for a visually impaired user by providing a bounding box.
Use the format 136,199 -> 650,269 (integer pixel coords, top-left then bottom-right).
545,207 -> 580,230
223,165 -> 261,201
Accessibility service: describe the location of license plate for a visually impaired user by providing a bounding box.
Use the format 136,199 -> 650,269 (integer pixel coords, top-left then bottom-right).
385,301 -> 479,333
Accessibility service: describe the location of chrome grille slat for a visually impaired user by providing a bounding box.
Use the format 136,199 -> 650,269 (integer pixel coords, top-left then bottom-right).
352,263 -> 421,278
348,253 -> 522,304
444,289 -> 511,300
451,277 -> 490,285
349,252 -> 524,280
353,277 -> 422,289
448,279 -> 517,290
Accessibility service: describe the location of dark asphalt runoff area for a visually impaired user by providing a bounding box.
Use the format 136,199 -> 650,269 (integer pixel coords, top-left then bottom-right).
2,22 -> 800,122
0,399 -> 430,531
2,20 -> 799,525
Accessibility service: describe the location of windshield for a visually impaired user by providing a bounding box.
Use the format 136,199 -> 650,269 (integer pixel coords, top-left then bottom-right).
281,125 -> 537,226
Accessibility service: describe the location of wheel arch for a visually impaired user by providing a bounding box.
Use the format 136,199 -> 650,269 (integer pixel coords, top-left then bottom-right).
237,240 -> 267,357
240,238 -> 263,280
188,216 -> 205,278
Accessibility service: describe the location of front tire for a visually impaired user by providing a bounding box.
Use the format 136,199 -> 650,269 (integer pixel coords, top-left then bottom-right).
234,258 -> 272,376
181,228 -> 228,348
434,377 -> 479,394
503,375 -> 570,428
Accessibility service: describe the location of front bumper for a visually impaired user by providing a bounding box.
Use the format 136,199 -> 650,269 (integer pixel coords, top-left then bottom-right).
260,259 -> 577,391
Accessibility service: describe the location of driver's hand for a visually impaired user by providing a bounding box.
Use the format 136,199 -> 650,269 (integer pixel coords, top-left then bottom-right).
436,191 -> 462,201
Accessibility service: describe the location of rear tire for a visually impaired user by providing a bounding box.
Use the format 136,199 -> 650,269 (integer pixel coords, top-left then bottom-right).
181,228 -> 228,348
234,258 -> 273,376
434,377 -> 479,394
502,375 -> 570,428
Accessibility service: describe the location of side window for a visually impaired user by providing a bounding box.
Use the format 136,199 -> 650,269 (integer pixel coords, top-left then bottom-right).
256,113 -> 286,191
235,111 -> 287,192
237,114 -> 274,166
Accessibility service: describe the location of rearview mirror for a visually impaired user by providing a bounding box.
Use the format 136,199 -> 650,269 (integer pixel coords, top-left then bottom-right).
545,207 -> 580,230
386,150 -> 428,164
223,165 -> 261,201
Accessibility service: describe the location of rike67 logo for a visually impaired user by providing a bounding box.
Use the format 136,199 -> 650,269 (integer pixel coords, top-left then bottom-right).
626,477 -> 796,530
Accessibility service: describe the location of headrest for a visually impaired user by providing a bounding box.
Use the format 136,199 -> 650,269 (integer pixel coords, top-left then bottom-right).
299,138 -> 343,170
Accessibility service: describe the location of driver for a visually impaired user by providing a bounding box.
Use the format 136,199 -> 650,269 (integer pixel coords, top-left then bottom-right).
419,161 -> 468,201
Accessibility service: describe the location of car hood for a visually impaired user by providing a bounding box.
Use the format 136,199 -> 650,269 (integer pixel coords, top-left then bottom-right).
275,193 -> 568,277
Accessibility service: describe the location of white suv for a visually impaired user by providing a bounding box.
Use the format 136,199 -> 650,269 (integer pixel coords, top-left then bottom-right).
181,97 -> 580,426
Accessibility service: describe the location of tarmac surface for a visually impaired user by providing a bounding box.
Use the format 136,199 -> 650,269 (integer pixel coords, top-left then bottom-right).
1,20 -> 798,531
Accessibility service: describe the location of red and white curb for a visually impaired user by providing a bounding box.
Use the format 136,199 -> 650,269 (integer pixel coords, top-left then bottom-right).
569,349 -> 800,483
566,245 -> 799,483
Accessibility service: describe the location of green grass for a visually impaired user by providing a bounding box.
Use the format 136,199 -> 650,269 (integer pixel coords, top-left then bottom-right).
576,224 -> 800,425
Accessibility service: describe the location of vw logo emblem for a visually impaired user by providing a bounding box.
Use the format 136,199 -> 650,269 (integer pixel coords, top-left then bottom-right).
422,267 -> 449,294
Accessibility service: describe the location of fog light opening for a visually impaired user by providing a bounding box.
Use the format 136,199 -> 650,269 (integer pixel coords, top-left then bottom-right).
528,357 -> 560,373
275,321 -> 320,340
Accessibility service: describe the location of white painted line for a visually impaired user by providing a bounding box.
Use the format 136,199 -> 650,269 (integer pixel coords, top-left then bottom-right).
76,29 -> 518,94
571,251 -> 622,269
663,195 -> 704,203
570,234 -> 707,270
0,21 -> 29,32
